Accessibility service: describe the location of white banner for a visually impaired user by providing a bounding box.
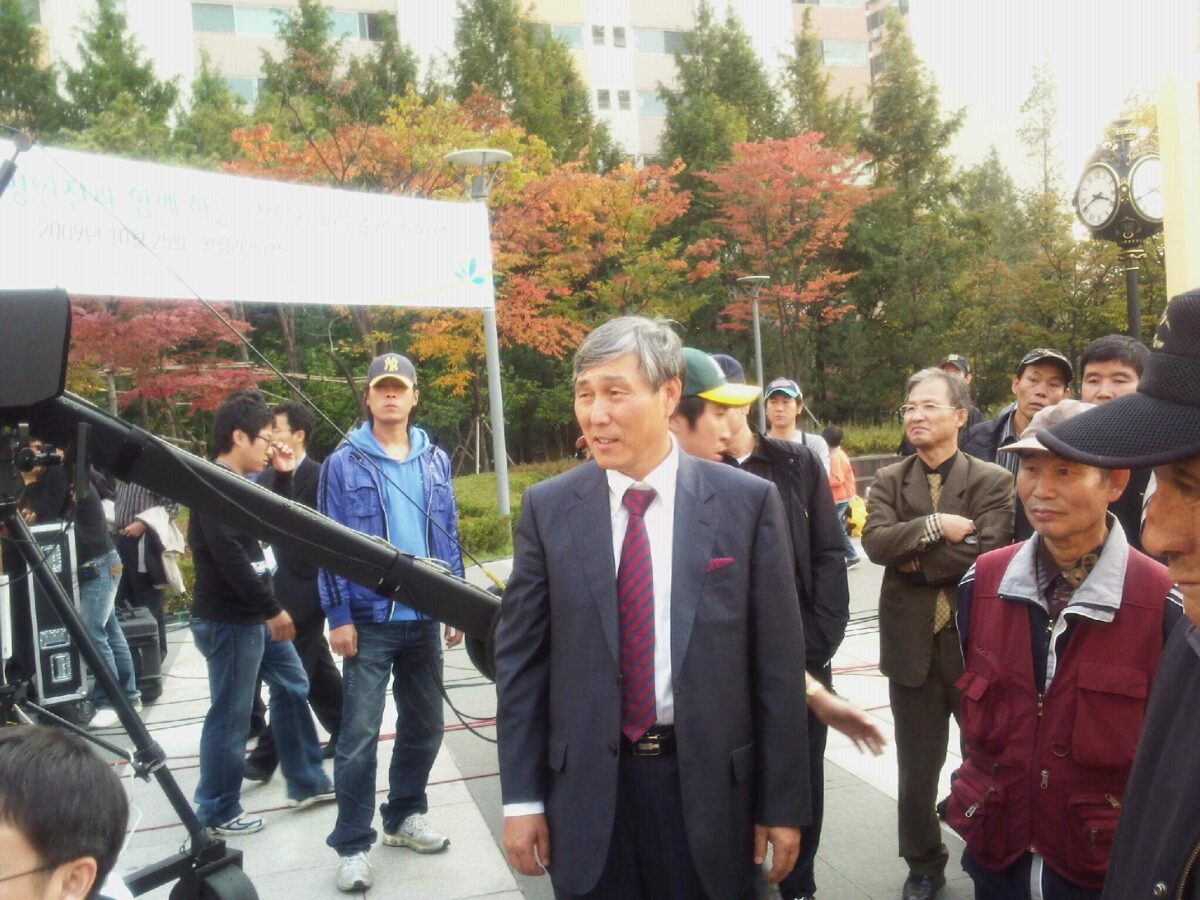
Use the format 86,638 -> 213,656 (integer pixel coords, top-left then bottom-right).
0,141 -> 496,309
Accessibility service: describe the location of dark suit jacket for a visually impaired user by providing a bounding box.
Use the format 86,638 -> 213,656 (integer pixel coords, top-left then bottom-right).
261,456 -> 322,624
494,453 -> 810,898
862,451 -> 1014,688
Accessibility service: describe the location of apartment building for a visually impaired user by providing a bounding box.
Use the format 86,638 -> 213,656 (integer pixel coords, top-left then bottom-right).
22,0 -> 907,159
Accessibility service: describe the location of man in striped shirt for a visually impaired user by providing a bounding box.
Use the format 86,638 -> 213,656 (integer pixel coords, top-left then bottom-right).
113,481 -> 179,660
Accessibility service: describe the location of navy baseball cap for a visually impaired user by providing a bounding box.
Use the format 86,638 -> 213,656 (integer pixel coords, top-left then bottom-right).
367,353 -> 416,388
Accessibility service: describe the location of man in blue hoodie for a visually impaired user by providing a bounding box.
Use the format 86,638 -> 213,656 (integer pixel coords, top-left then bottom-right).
318,353 -> 465,893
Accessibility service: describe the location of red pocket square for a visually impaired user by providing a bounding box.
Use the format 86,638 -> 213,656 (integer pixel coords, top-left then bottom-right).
706,557 -> 735,572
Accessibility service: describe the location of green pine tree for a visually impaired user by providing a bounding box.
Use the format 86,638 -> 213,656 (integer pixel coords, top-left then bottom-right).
780,8 -> 862,148
61,0 -> 178,132
0,0 -> 65,136
171,51 -> 249,166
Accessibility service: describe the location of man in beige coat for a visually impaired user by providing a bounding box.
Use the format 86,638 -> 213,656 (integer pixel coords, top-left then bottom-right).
863,368 -> 1014,900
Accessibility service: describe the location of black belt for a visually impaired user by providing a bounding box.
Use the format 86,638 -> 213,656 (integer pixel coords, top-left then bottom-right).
622,726 -> 675,757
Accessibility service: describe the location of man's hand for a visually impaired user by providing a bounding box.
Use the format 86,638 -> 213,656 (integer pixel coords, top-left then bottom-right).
445,625 -> 463,649
939,514 -> 977,545
265,609 -> 295,642
269,441 -> 296,473
808,687 -> 887,756
754,824 -> 801,884
330,623 -> 358,658
503,814 -> 550,876
121,520 -> 147,538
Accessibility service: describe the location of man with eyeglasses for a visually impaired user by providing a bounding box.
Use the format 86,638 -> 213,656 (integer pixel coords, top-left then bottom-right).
863,368 -> 1014,900
0,726 -> 129,900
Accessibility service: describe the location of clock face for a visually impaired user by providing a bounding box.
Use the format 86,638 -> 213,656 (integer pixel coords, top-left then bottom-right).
1129,155 -> 1163,222
1075,164 -> 1120,230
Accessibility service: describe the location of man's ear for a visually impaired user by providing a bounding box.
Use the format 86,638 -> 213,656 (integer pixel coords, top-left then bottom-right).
54,856 -> 99,900
412,387 -> 420,408
231,428 -> 249,447
668,413 -> 684,436
662,377 -> 682,418
1106,468 -> 1131,502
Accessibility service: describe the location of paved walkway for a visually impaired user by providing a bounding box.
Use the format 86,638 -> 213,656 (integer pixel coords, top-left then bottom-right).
100,541 -> 973,899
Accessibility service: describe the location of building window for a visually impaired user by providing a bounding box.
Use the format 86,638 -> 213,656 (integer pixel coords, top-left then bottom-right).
233,5 -> 284,35
617,90 -> 631,111
613,26 -> 627,47
223,76 -> 257,103
633,28 -> 691,55
638,91 -> 668,117
597,89 -> 611,110
552,23 -> 583,49
867,9 -> 884,30
592,24 -> 605,45
193,2 -> 235,32
360,12 -> 385,41
821,39 -> 868,67
870,53 -> 887,78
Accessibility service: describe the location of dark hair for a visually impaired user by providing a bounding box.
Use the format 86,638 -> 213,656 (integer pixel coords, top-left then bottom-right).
211,389 -> 272,456
822,425 -> 844,449
0,726 -> 128,896
273,400 -> 315,447
1080,334 -> 1149,378
673,395 -> 709,429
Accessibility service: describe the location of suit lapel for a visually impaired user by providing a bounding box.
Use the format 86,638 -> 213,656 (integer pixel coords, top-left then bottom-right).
900,455 -> 934,515
566,464 -> 620,664
941,451 -> 969,514
671,455 -> 716,675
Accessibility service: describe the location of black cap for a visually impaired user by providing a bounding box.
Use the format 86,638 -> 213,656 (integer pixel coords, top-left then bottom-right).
1040,289 -> 1200,468
1017,348 -> 1073,383
710,353 -> 746,383
938,354 -> 971,375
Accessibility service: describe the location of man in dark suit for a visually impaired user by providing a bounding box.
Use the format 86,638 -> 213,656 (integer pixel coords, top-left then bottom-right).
245,401 -> 344,780
863,368 -> 1014,900
495,316 -> 810,899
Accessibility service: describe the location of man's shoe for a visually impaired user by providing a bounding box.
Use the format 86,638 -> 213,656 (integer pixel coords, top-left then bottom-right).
902,873 -> 946,900
322,738 -> 338,760
287,787 -> 336,810
335,852 -> 373,892
935,796 -> 949,821
242,761 -> 273,783
209,816 -> 264,837
382,813 -> 449,853
88,708 -> 121,730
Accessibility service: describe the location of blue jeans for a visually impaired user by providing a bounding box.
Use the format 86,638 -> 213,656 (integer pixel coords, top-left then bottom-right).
327,619 -> 444,856
78,549 -> 139,707
835,500 -> 859,563
191,618 -> 330,827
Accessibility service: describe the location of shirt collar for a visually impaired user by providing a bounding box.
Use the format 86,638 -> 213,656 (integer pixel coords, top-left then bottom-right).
606,437 -> 679,510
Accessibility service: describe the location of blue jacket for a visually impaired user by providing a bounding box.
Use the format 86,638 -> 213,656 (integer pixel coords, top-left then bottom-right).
317,424 -> 464,628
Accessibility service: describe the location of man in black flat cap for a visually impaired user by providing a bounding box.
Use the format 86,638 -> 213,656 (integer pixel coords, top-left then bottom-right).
1038,289 -> 1200,900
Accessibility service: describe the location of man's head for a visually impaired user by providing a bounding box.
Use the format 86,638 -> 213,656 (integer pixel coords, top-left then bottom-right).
901,368 -> 969,456
938,354 -> 973,385
765,377 -> 803,435
669,349 -> 761,461
1039,290 -> 1200,623
822,425 -> 843,450
0,726 -> 128,900
1001,400 -> 1129,549
573,317 -> 683,480
1079,334 -> 1149,404
365,353 -> 419,429
1011,348 -> 1072,429
211,389 -> 275,475
272,401 -> 315,456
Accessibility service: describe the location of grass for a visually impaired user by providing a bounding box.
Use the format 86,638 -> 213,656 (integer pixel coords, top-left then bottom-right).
840,423 -> 903,456
453,459 -> 579,561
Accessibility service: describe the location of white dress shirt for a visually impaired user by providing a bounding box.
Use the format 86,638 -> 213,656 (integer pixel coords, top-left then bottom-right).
503,441 -> 680,819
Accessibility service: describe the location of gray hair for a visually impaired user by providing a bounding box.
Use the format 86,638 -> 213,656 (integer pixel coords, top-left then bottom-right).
905,367 -> 970,410
573,316 -> 683,390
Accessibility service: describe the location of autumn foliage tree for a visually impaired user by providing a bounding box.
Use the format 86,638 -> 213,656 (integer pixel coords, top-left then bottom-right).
69,300 -> 263,446
702,135 -> 876,399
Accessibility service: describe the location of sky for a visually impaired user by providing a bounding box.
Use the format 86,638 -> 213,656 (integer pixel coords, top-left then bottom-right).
908,0 -> 1195,191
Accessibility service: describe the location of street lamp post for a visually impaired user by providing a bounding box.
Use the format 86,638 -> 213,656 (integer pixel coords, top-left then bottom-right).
736,275 -> 770,431
445,148 -> 513,516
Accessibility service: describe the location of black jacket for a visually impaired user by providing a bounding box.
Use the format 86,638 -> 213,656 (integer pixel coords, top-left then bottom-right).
1100,620 -> 1200,900
188,467 -> 292,624
732,431 -> 850,674
260,456 -> 322,624
962,402 -> 1016,463
1110,467 -> 1153,555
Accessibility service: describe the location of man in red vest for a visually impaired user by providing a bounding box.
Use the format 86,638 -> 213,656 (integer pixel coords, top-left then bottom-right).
948,399 -> 1183,899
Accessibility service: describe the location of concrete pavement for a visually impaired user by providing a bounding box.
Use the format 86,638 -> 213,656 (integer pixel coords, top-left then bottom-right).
99,539 -> 973,899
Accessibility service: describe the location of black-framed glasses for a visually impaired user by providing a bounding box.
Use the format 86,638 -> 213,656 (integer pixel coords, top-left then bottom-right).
0,862 -> 57,884
252,433 -> 274,445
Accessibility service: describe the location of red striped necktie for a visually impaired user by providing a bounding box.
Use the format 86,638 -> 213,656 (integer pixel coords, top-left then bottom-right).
618,486 -> 657,742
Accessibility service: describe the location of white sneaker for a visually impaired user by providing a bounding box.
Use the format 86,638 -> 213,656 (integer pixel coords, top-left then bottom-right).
286,787 -> 336,811
382,813 -> 449,853
335,852 -> 372,892
88,708 -> 121,729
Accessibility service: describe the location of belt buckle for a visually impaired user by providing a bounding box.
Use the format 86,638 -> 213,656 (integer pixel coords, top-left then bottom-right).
634,733 -> 663,756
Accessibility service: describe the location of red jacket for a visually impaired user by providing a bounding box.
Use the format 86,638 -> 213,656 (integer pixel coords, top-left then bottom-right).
947,541 -> 1170,888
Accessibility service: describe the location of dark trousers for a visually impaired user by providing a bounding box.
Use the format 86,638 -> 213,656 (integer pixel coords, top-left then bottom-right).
962,851 -> 1101,900
890,626 -> 962,878
554,748 -> 753,900
248,612 -> 344,772
115,533 -> 167,660
780,671 -> 831,899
